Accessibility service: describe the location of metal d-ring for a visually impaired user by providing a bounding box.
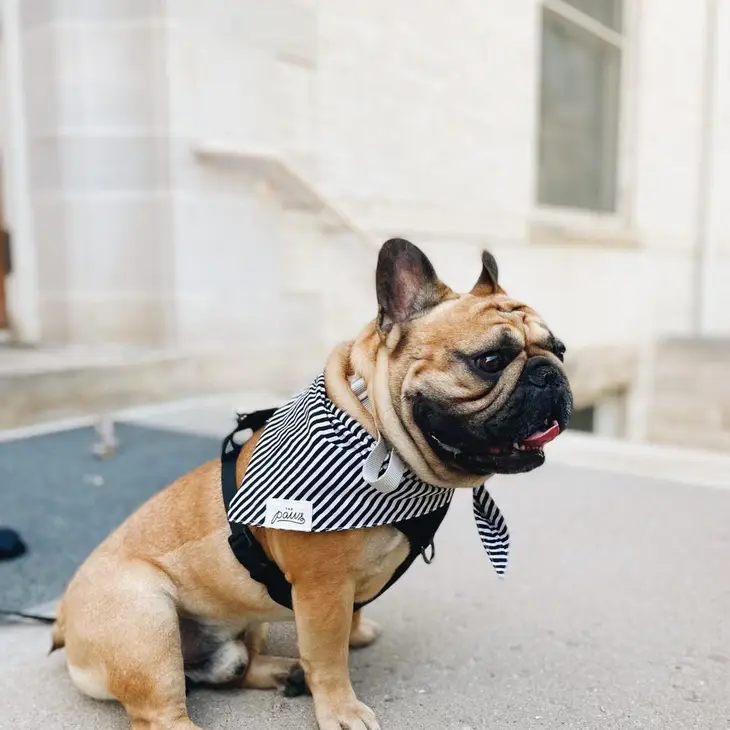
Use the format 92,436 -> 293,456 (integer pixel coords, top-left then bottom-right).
421,541 -> 436,564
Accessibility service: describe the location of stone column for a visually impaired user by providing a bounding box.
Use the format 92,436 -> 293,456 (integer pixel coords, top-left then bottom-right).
19,0 -> 173,345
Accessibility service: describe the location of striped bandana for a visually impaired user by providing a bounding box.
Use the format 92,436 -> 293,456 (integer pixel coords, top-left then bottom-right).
227,375 -> 510,576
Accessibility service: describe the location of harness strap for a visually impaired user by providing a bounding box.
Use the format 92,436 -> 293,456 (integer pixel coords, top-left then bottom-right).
221,410 -> 295,607
221,409 -> 277,506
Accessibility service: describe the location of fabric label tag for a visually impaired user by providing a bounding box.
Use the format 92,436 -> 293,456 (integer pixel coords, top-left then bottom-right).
264,498 -> 313,532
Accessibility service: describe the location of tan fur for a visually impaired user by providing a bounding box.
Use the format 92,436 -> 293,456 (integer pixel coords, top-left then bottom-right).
54,248 -> 565,730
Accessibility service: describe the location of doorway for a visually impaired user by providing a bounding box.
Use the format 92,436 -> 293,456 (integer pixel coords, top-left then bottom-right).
0,190 -> 8,332
0,0 -> 42,344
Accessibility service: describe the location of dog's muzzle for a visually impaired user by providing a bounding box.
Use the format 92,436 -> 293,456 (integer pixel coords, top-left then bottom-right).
414,357 -> 573,476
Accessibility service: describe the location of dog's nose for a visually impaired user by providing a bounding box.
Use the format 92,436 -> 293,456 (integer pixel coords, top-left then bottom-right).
524,357 -> 557,388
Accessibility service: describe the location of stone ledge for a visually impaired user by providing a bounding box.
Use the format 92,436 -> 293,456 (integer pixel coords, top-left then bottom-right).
529,222 -> 640,250
659,336 -> 730,355
0,344 -> 324,430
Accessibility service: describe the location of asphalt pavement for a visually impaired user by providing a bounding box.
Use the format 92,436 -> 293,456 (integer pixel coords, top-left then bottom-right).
0,423 -> 219,608
2,441 -> 730,729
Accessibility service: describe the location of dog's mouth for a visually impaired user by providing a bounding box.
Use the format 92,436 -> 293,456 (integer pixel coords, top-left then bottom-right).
424,421 -> 561,476
429,420 -> 561,458
414,398 -> 567,476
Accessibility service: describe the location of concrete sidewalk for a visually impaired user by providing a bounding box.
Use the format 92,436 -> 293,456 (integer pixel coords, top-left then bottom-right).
2,395 -> 730,730
3,462 -> 730,729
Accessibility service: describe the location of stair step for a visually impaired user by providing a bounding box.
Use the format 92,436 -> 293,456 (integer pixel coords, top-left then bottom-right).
0,344 -> 323,430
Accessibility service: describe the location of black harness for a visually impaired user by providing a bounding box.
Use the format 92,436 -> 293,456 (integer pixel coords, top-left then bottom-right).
221,410 -> 450,611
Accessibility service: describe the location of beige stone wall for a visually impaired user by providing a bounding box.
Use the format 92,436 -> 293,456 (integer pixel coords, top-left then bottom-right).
8,0 -> 730,425
163,0 -> 320,350
19,0 -> 172,345
648,339 -> 730,451
16,0 -> 323,354
310,0 -> 718,356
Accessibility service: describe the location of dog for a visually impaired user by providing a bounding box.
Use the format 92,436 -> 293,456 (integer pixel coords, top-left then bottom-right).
51,238 -> 572,730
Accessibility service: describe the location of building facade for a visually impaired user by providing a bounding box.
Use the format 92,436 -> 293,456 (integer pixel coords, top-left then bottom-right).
0,0 -> 728,441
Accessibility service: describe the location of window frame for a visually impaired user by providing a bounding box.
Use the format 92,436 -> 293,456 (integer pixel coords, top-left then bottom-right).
533,0 -> 639,234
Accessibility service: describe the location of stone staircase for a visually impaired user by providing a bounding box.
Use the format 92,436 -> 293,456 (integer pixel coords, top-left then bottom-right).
0,343 -> 316,430
193,143 -> 379,351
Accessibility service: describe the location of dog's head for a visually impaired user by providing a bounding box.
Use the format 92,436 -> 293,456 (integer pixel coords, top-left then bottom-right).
354,238 -> 573,488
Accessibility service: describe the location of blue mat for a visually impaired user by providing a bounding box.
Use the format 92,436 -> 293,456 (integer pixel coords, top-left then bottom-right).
0,423 -> 219,609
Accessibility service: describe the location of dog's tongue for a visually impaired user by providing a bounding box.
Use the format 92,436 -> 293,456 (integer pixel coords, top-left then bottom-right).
520,421 -> 561,448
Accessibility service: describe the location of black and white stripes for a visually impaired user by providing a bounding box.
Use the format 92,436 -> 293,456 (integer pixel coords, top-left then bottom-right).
473,483 -> 510,576
227,375 -> 510,576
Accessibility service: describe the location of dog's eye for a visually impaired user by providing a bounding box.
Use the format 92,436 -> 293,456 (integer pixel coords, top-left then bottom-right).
474,353 -> 505,374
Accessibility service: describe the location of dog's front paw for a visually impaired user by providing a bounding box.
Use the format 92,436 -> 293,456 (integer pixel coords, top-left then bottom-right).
349,616 -> 381,649
316,700 -> 380,730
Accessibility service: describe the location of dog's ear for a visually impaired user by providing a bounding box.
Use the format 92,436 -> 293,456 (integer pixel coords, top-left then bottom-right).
376,238 -> 448,333
470,250 -> 504,297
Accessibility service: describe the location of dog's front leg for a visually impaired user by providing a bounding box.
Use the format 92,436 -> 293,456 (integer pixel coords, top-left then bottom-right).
292,578 -> 380,730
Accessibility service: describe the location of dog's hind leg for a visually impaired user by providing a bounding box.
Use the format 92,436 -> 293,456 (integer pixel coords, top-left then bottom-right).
63,558 -> 202,730
181,619 -> 305,696
242,654 -> 307,694
131,717 -> 200,730
181,617 -> 249,689
239,622 -> 307,695
349,610 -> 381,649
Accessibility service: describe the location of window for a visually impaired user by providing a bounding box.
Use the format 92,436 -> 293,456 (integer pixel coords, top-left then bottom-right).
567,405 -> 595,433
537,0 -> 623,213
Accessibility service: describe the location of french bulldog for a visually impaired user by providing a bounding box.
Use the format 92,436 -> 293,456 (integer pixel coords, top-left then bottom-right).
51,238 -> 572,730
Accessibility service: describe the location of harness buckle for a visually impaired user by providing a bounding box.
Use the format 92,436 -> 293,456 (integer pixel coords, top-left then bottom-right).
421,540 -> 436,565
229,524 -> 255,551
